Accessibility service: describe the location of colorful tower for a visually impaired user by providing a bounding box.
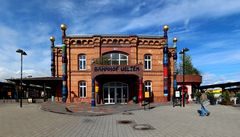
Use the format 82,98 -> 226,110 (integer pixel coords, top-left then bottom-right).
163,25 -> 169,97
50,36 -> 55,77
50,36 -> 55,102
173,38 -> 178,92
61,24 -> 68,103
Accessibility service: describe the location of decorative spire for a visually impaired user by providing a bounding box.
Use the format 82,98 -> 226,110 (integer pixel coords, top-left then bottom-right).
50,36 -> 55,77
60,24 -> 67,43
163,25 -> 169,38
50,36 -> 55,46
173,37 -> 177,48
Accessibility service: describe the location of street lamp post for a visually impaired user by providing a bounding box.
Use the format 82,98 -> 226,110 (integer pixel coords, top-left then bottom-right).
179,48 -> 189,107
16,49 -> 27,108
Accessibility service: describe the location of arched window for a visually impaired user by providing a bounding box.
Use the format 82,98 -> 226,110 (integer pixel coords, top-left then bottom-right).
78,54 -> 86,70
144,81 -> 152,92
144,54 -> 152,70
79,81 -> 86,98
103,52 -> 128,65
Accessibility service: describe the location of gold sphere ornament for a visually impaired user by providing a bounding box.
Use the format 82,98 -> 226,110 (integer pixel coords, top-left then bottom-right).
163,25 -> 169,31
61,24 -> 67,30
173,37 -> 177,42
50,36 -> 55,42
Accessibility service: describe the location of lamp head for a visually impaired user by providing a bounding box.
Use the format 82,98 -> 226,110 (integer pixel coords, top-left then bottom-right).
183,48 -> 189,52
16,49 -> 27,55
16,49 -> 23,53
179,48 -> 189,54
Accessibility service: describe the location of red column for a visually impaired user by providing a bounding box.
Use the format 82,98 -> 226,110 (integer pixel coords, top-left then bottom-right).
138,77 -> 143,104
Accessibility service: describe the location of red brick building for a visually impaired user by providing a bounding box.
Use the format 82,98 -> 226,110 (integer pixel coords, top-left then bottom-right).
51,24 -> 177,105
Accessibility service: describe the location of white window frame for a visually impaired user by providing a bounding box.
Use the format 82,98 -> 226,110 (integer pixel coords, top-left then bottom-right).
79,54 -> 86,70
103,53 -> 128,65
79,81 -> 87,98
144,81 -> 152,93
144,54 -> 152,70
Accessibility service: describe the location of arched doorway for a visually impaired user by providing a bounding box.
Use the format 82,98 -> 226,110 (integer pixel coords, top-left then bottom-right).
103,82 -> 128,104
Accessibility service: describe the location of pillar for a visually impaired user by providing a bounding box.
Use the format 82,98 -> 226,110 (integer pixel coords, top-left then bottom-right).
61,24 -> 68,103
173,38 -> 178,94
138,77 -> 143,104
91,78 -> 96,107
50,36 -> 55,102
62,44 -> 68,102
163,25 -> 169,97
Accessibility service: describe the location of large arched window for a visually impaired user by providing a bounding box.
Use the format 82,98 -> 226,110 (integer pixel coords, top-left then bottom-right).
103,52 -> 128,65
79,81 -> 86,98
78,54 -> 86,70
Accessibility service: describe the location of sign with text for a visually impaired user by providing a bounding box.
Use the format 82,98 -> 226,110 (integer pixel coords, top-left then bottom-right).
94,65 -> 140,72
145,91 -> 150,98
92,64 -> 143,78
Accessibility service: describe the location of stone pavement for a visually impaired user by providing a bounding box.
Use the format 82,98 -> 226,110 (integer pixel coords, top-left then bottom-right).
40,101 -> 167,116
0,102 -> 240,137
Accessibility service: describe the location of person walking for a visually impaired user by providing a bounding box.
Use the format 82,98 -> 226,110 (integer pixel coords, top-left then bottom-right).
198,91 -> 210,116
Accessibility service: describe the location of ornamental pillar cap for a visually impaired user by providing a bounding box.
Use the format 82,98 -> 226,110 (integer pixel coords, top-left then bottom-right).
173,37 -> 177,43
61,24 -> 67,31
163,25 -> 169,32
50,36 -> 55,42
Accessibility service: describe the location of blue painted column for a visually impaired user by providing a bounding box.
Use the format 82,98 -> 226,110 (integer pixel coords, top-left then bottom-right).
163,25 -> 169,97
61,24 -> 68,103
50,36 -> 55,77
62,44 -> 68,102
50,36 -> 55,102
91,78 -> 96,107
173,38 -> 178,92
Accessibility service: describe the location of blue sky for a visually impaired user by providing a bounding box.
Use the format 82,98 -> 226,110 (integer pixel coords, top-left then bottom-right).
0,0 -> 240,85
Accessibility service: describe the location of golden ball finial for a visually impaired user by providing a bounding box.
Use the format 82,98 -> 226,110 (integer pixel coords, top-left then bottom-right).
61,24 -> 67,31
50,36 -> 55,42
173,37 -> 177,43
163,25 -> 169,32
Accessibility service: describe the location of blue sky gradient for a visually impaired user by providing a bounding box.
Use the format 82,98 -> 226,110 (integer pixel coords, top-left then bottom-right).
0,0 -> 240,85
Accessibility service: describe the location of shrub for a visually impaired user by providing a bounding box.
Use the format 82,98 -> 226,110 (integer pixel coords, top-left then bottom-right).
206,92 -> 216,105
221,90 -> 232,105
235,92 -> 240,104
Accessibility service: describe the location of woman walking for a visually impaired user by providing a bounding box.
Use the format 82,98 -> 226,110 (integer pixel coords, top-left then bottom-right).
198,91 -> 210,116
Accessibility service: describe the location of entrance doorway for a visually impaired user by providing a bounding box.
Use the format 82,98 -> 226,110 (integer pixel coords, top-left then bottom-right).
103,82 -> 128,104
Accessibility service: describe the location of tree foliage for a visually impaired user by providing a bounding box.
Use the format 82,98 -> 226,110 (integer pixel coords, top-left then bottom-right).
177,54 -> 201,75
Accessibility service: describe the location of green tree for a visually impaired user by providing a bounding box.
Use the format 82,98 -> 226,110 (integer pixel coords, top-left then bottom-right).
177,54 -> 201,75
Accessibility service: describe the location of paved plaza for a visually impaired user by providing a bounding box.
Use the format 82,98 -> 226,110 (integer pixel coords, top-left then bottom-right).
0,102 -> 240,137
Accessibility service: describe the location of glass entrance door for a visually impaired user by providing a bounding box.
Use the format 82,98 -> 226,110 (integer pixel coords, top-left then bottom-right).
122,87 -> 128,104
109,88 -> 115,104
103,87 -> 115,104
116,88 -> 122,103
103,82 -> 128,104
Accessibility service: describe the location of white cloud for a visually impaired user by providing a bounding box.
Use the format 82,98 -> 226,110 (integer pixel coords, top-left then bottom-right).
121,0 -> 240,32
1,0 -> 240,84
0,23 -> 51,81
202,72 -> 240,85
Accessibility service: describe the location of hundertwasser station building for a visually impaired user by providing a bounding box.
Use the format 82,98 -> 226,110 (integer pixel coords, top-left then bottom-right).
50,24 -> 178,106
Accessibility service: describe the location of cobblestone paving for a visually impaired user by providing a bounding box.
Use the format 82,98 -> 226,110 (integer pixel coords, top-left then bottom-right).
1,103 -> 240,137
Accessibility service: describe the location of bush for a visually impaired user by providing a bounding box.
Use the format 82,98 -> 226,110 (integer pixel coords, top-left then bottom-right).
206,92 -> 216,105
235,92 -> 240,104
194,91 -> 202,103
221,90 -> 232,105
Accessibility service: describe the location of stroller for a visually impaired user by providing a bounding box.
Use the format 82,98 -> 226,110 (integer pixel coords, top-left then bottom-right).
197,100 -> 210,116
